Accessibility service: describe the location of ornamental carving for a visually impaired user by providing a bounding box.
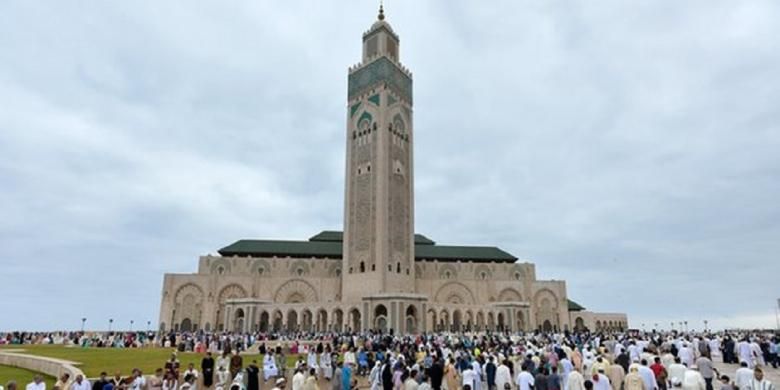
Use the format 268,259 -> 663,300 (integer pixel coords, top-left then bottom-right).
274,279 -> 318,304
434,282 -> 476,304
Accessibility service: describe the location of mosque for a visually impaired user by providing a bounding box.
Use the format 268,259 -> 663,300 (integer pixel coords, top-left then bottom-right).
158,6 -> 627,334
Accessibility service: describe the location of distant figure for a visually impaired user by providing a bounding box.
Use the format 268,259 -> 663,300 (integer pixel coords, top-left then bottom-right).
567,369 -> 586,390
333,361 -> 343,390
341,363 -> 352,390
681,367 -> 704,390
624,366 -> 645,390
26,376 -> 45,390
92,373 -> 111,390
293,367 -> 306,390
55,373 -> 71,390
264,351 -> 279,382
744,368 -> 774,390
202,353 -> 215,388
246,360 -> 260,390
230,351 -> 243,379
71,375 -> 91,390
694,356 -> 713,390
735,363 -> 753,390
304,368 -> 320,390
167,354 -> 182,380
516,364 -> 535,390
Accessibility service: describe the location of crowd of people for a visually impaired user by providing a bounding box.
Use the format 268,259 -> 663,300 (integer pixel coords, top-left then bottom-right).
1,329 -> 778,390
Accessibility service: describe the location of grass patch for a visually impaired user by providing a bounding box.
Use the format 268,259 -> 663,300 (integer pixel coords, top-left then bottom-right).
0,345 -> 301,378
0,365 -> 55,389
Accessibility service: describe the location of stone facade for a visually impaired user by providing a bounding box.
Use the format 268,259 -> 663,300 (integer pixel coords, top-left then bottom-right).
158,8 -> 627,334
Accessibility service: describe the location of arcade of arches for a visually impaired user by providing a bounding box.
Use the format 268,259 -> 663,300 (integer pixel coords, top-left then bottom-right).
158,8 -> 628,334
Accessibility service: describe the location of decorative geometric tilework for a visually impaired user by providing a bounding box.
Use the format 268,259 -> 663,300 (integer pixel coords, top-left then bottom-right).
349,57 -> 412,104
368,94 -> 380,106
350,102 -> 362,118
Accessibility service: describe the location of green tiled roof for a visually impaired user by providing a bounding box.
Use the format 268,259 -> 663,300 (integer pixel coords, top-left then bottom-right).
309,230 -> 436,245
218,231 -> 517,263
568,299 -> 586,311
219,239 -> 342,259
414,244 -> 516,262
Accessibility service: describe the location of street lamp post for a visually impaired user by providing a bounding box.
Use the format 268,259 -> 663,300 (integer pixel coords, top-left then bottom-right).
130,320 -> 134,332
108,318 -> 113,333
671,322 -> 675,331
81,317 -> 87,332
684,321 -> 688,332
147,321 -> 151,333
703,320 -> 708,332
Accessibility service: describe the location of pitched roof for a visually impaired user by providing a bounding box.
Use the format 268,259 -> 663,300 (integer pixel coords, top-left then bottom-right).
218,231 -> 517,263
568,299 -> 586,311
309,230 -> 436,245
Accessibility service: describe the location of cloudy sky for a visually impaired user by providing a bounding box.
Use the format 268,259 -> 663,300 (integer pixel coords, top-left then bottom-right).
1,1 -> 779,332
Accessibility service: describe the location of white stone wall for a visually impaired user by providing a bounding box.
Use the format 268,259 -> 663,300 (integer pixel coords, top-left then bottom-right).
568,311 -> 629,332
160,255 -> 581,333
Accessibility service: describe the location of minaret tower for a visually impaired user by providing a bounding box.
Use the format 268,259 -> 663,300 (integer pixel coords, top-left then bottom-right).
342,5 -> 415,301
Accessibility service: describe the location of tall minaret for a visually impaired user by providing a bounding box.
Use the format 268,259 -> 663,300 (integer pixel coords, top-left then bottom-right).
342,5 -> 415,301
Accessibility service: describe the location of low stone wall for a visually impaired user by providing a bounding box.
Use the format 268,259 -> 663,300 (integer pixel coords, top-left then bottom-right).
0,350 -> 84,380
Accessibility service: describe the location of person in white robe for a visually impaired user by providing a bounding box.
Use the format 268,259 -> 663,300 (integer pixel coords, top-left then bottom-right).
638,361 -> 658,390
292,369 -> 305,390
737,340 -> 754,368
681,368 -> 705,390
668,358 -> 687,387
471,359 -> 483,390
264,353 -> 279,382
369,362 -> 382,390
592,372 -> 612,390
749,341 -> 764,367
567,370 -> 586,390
735,363 -> 754,390
679,343 -> 694,369
495,361 -> 512,390
217,354 -> 231,382
320,352 -> 333,380
307,351 -> 319,377
583,347 -> 596,376
462,366 -> 477,390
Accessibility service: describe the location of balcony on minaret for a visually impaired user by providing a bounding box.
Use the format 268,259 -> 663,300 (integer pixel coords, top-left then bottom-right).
362,5 -> 399,62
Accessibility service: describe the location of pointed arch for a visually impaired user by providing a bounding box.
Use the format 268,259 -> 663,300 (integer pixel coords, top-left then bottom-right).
497,288 -> 523,302
434,281 -> 476,304
274,279 -> 318,303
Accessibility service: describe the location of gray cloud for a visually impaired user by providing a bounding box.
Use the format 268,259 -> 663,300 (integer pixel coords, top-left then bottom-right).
0,1 -> 778,331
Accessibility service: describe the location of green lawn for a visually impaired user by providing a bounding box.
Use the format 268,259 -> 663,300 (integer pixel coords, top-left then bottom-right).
0,345 -> 301,378
0,365 -> 55,389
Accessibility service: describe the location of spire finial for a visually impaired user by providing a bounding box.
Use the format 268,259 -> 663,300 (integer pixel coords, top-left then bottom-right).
378,1 -> 385,21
